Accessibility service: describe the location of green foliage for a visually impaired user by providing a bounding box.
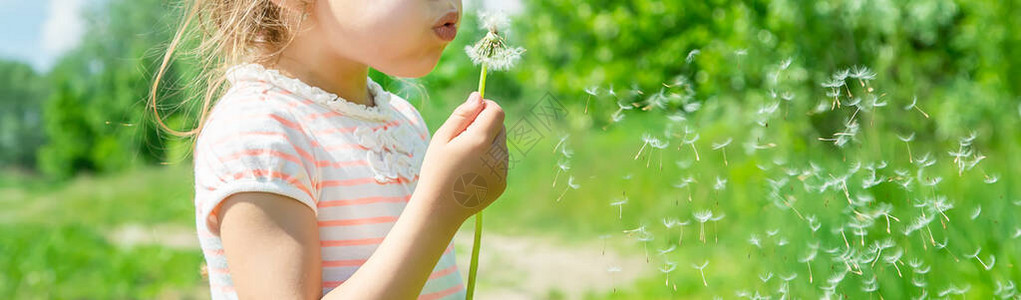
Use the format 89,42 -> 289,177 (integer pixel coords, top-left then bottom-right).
0,60 -> 48,170
515,0 -> 1020,134
35,0 -> 195,180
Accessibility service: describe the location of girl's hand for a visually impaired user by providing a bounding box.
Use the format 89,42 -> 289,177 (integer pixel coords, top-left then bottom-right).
416,92 -> 508,224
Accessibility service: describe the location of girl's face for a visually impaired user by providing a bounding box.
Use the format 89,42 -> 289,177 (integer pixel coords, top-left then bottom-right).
309,0 -> 462,77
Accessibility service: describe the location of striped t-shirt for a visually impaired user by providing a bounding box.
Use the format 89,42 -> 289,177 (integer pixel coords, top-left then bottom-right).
192,63 -> 464,300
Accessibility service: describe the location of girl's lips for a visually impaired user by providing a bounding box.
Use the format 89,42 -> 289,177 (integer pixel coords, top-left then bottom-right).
432,11 -> 459,42
433,23 -> 458,41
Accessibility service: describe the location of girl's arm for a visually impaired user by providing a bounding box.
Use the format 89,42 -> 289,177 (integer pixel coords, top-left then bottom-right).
217,93 -> 507,300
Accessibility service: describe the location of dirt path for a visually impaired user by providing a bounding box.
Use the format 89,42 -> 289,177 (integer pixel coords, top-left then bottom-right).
453,230 -> 648,299
106,224 -> 649,299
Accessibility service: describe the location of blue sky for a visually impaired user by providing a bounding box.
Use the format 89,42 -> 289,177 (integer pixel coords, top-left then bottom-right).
0,0 -> 89,72
0,0 -> 519,73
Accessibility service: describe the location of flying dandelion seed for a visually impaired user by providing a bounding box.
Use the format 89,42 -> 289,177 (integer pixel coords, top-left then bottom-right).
965,247 -> 996,270
637,234 -> 654,263
938,283 -> 971,297
607,266 -> 622,294
692,260 -> 709,287
623,225 -> 654,262
800,241 -> 816,283
862,275 -> 879,293
884,248 -> 905,277
694,210 -> 714,244
898,132 -> 916,163
552,134 -> 570,154
663,218 -> 690,245
849,65 -> 876,88
659,261 -> 677,288
598,234 -> 611,256
710,213 -> 725,244
657,244 -> 677,256
686,49 -> 701,64
904,96 -> 930,118
634,133 -> 654,160
555,176 -> 580,202
713,176 -> 727,191
649,137 -> 670,170
712,138 -> 732,166
610,195 -> 628,220
869,238 -> 895,268
680,127 -> 701,161
748,234 -> 762,249
771,57 -> 793,84
806,215 -> 822,233
583,85 -> 599,114
552,160 -> 570,188
871,203 -> 901,234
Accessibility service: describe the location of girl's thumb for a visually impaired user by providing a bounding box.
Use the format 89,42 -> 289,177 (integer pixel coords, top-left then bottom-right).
434,92 -> 484,142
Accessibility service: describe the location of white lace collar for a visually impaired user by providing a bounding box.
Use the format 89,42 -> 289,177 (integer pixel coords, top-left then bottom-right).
225,63 -> 396,122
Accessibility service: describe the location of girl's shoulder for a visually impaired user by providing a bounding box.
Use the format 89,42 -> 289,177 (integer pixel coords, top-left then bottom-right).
196,81 -> 313,150
385,93 -> 429,139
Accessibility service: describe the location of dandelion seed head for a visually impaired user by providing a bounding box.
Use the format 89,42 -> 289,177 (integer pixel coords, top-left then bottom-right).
465,15 -> 525,71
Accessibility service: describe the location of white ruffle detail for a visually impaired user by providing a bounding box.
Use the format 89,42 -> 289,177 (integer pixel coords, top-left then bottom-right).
356,125 -> 425,183
226,63 -> 396,123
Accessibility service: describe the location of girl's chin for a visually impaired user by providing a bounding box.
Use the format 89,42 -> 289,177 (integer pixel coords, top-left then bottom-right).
376,57 -> 442,78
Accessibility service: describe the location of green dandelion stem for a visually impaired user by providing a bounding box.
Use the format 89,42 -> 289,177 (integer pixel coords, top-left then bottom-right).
466,211 -> 483,300
478,65 -> 489,99
466,63 -> 489,300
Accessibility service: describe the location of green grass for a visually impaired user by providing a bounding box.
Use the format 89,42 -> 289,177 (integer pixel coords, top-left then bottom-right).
0,165 -> 203,299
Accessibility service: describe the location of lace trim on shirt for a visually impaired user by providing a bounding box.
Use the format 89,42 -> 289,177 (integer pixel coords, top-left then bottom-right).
226,63 -> 395,123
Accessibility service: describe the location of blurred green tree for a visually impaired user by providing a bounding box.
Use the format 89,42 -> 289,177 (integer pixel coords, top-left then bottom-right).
0,60 -> 48,170
37,0 -> 196,179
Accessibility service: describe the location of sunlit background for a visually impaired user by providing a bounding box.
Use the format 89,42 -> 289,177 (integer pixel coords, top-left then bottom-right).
2,0 -> 1020,299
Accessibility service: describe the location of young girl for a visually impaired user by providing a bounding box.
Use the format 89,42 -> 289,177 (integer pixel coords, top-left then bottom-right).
149,0 -> 508,299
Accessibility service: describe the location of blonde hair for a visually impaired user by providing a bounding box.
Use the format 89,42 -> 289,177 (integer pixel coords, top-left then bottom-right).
148,0 -> 309,146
